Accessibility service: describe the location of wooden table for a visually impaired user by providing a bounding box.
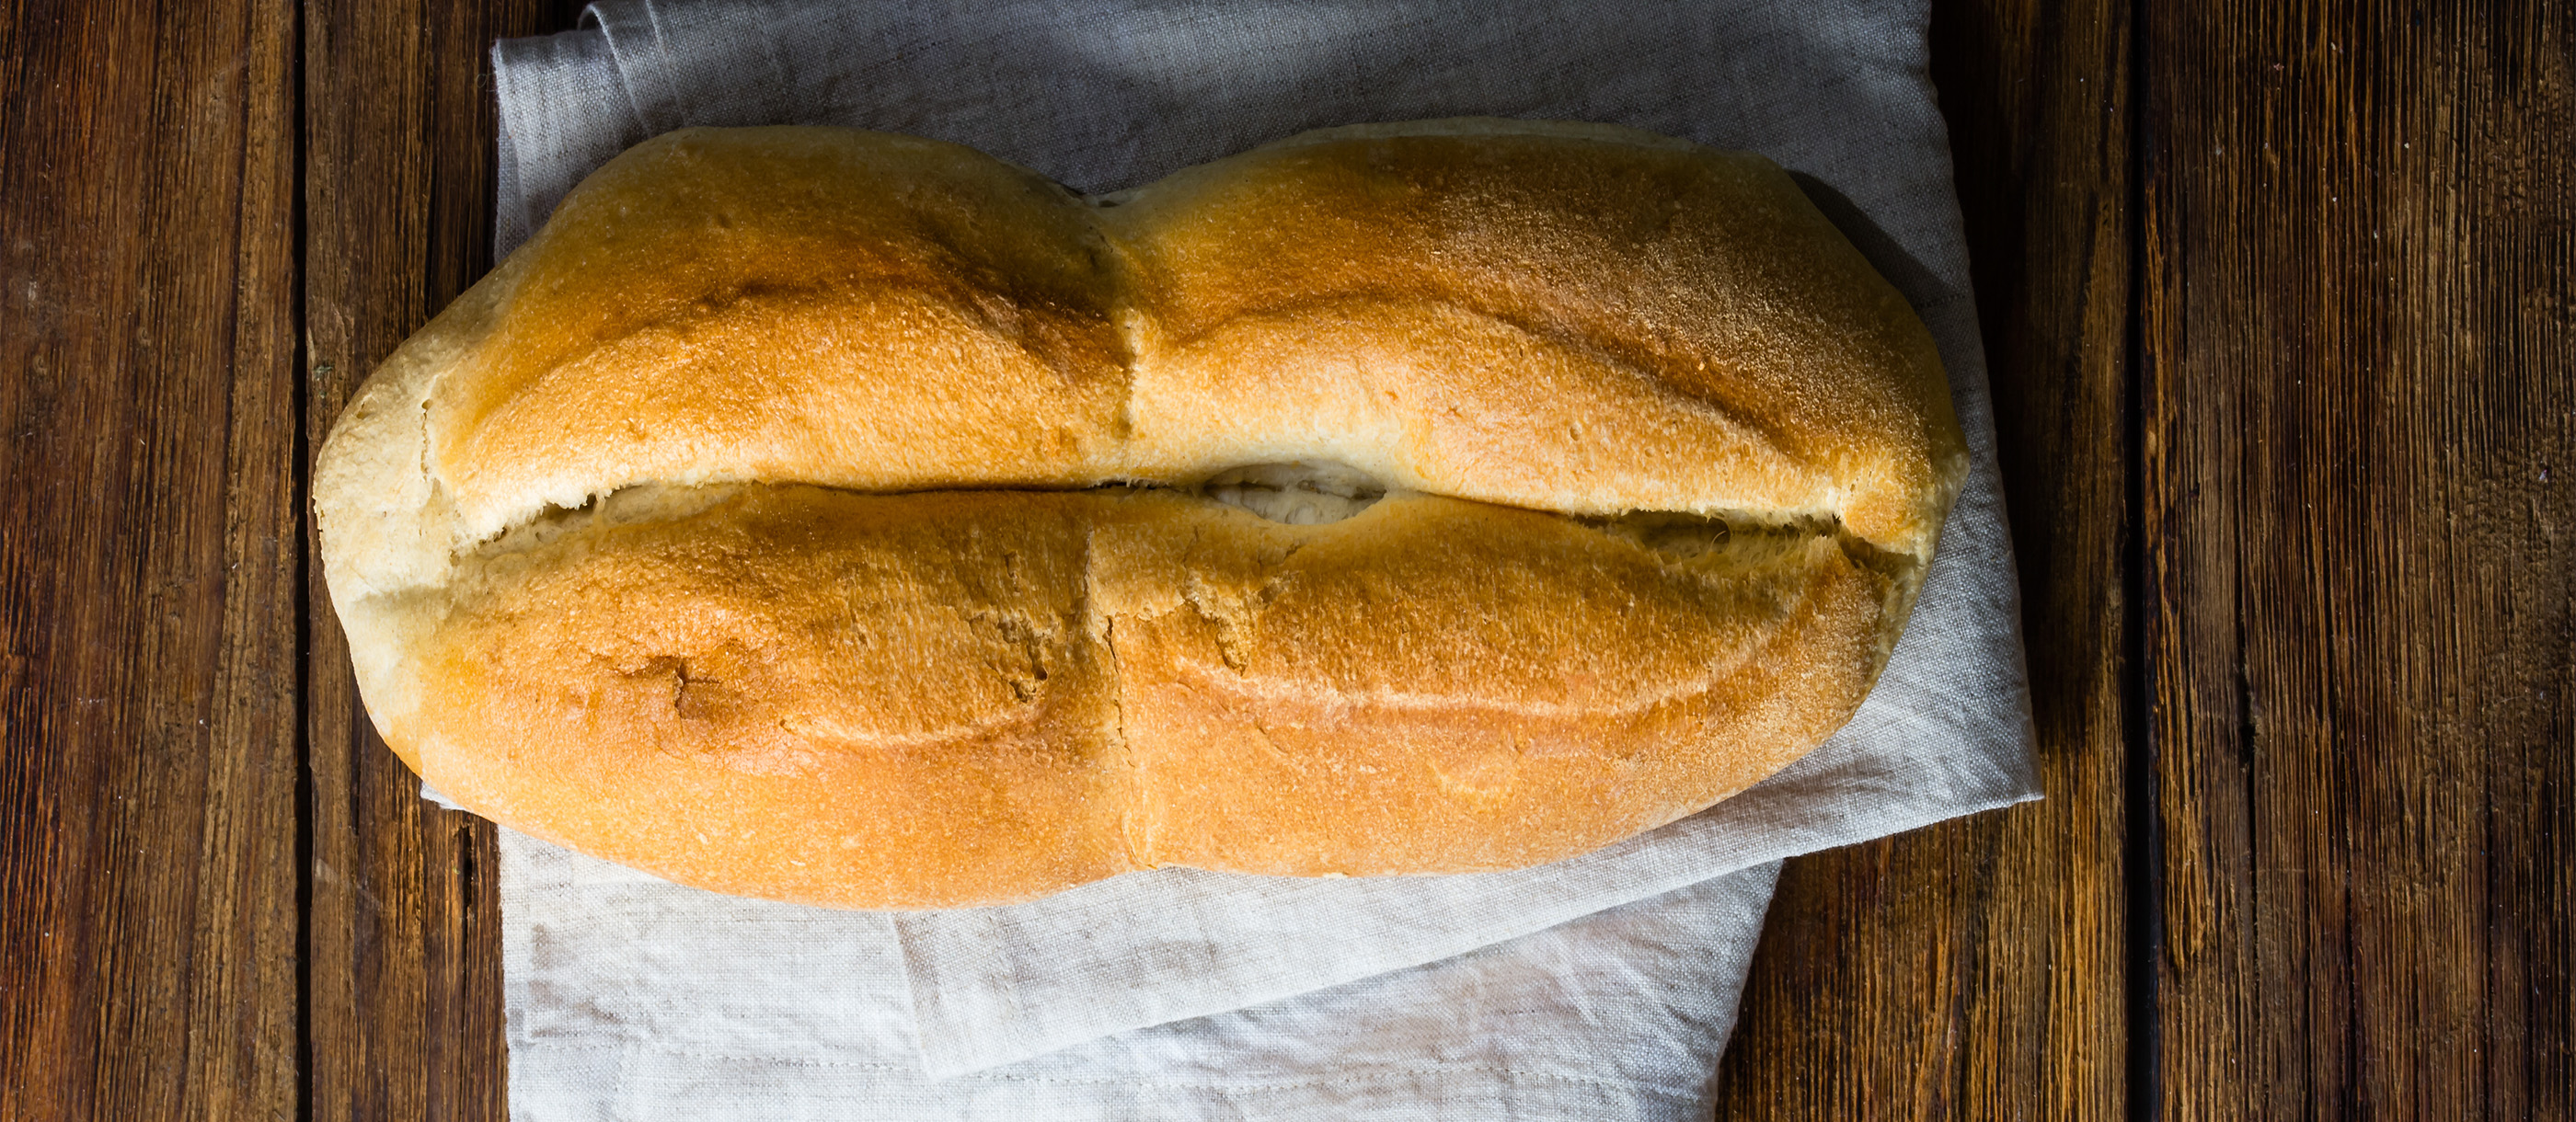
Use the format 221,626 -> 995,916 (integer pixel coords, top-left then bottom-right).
2,2 -> 2567,1116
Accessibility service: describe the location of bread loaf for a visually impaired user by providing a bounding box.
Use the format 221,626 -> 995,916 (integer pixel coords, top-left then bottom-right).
316,120 -> 1967,909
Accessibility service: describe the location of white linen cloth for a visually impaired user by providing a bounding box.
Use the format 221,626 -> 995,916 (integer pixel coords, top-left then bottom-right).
471,1 -> 2039,1116
505,837 -> 1786,1119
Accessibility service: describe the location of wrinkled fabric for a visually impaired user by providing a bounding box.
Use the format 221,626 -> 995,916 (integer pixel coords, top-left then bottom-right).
473,1 -> 2037,1116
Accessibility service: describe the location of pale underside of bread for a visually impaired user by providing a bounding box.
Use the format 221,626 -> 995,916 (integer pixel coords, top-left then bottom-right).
316,120 -> 1968,909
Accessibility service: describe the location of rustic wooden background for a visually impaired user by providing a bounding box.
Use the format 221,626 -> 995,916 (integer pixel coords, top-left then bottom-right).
2,1 -> 2568,1117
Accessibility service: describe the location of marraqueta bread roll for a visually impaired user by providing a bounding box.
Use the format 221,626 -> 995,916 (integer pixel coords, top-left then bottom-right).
316,120 -> 1968,909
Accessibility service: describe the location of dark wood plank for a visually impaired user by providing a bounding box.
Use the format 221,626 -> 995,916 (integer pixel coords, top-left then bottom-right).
1716,0 -> 2136,1116
303,3 -> 574,1118
0,0 -> 302,1117
2142,3 -> 2575,1117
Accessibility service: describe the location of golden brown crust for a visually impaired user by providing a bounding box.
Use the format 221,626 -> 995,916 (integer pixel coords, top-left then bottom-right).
397,487 -> 1135,909
385,487 -> 1896,906
316,120 -> 1969,909
1106,124 -> 1962,555
1095,492 -> 1896,877
432,130 -> 1133,548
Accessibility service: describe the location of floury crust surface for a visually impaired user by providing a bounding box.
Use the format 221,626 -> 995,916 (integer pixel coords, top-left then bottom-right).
315,121 -> 1967,909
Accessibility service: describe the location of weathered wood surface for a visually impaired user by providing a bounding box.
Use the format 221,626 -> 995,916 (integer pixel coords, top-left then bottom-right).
2141,4 -> 2574,1118
1,2 -> 2567,1118
0,1 -> 302,1117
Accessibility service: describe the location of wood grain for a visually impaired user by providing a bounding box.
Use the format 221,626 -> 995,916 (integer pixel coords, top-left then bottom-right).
2142,4 -> 2575,1118
1714,0 -> 2137,1115
0,1 -> 302,1119
0,1 -> 295,1119
302,2 -> 570,1118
